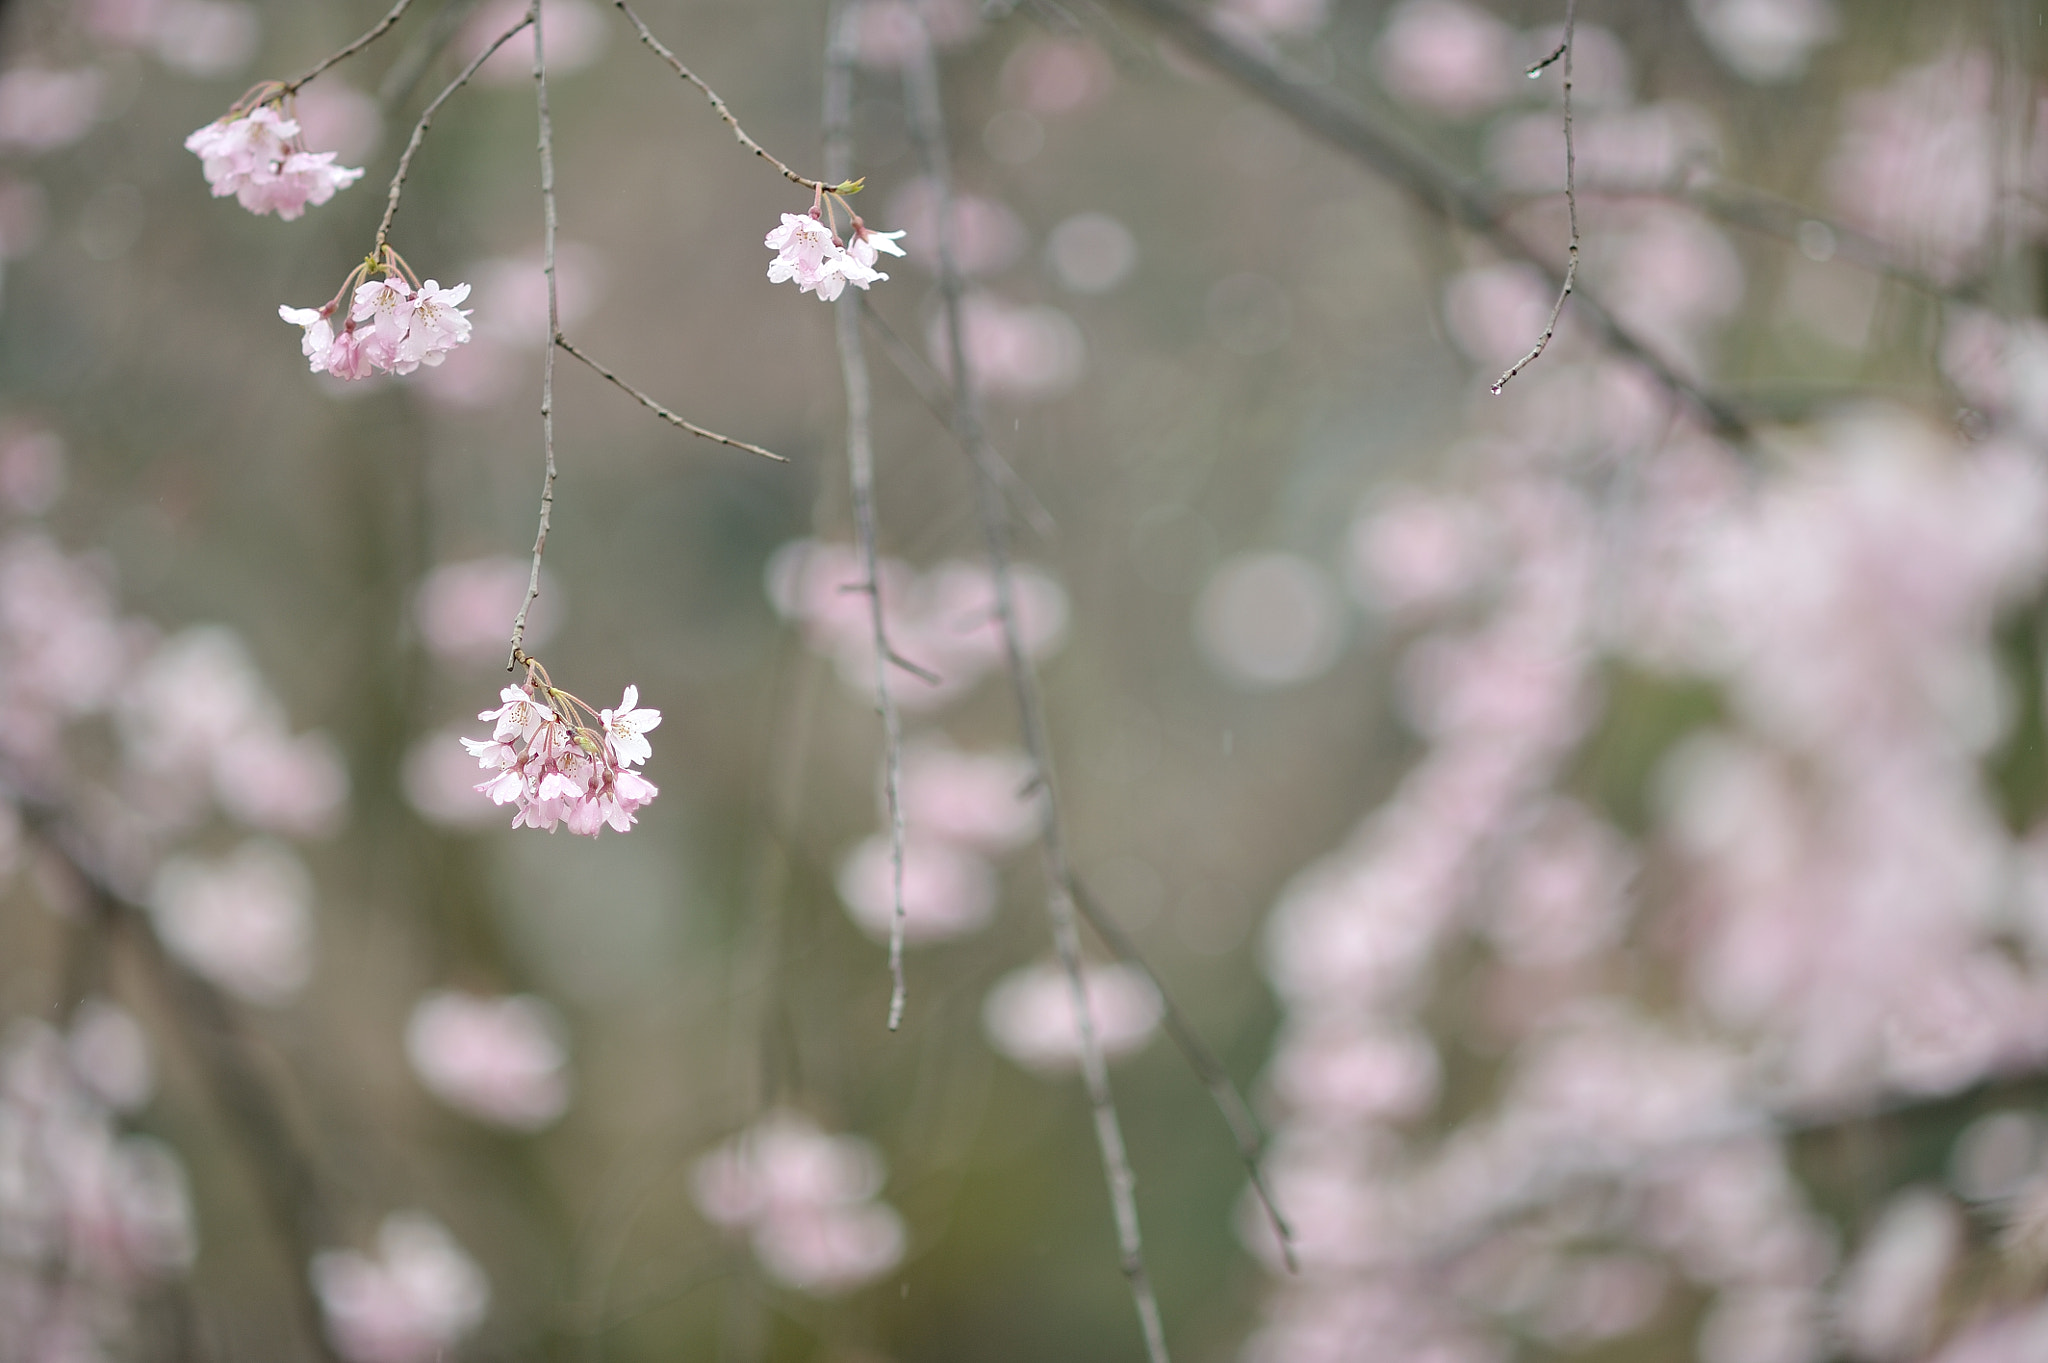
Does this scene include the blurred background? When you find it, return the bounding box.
[5,0,2048,1360]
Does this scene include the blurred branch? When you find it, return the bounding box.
[612,0,846,194]
[855,298,1059,541]
[21,811,343,1363]
[901,27,1173,1363]
[1070,878,1298,1272]
[378,0,489,111]
[283,0,418,95]
[1103,0,1753,443]
[1491,4,1576,395]
[825,1,914,1031]
[554,337,789,461]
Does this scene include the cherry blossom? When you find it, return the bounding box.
[981,962,1164,1071]
[461,669,660,836]
[282,269,473,380]
[764,209,904,301]
[185,102,362,220]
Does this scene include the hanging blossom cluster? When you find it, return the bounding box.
[764,190,906,302]
[461,661,660,836]
[280,248,473,380]
[184,93,362,220]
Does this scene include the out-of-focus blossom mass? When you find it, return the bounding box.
[312,1212,490,1363]
[148,840,316,1005]
[690,1114,907,1295]
[981,961,1164,1071]
[405,991,571,1130]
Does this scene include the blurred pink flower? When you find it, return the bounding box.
[0,68,103,154]
[1826,50,2002,281]
[413,556,561,666]
[981,961,1163,1071]
[1345,490,1495,617]
[689,1114,906,1295]
[0,426,65,516]
[1687,0,1837,83]
[927,292,1086,400]
[468,0,607,83]
[147,841,315,1005]
[404,992,570,1131]
[1375,0,1516,119]
[898,741,1039,851]
[889,180,1027,276]
[186,104,363,220]
[291,80,381,164]
[1000,37,1114,115]
[312,1212,490,1363]
[1217,0,1330,39]
[836,831,997,942]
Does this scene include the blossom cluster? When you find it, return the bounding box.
[764,211,904,301]
[462,681,660,836]
[280,275,472,380]
[184,102,362,219]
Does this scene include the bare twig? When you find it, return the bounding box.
[375,10,534,250]
[901,28,1172,1363]
[553,337,788,462]
[282,0,417,94]
[612,0,846,194]
[1070,878,1297,1272]
[511,0,557,667]
[1103,0,1750,442]
[824,3,914,1031]
[1492,3,1576,395]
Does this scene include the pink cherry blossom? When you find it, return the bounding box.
[765,211,902,301]
[282,275,472,380]
[462,676,661,835]
[185,103,362,219]
[981,961,1164,1071]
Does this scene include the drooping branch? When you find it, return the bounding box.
[511,0,558,667]
[375,10,535,251]
[613,0,851,194]
[1491,2,1576,395]
[900,26,1172,1363]
[553,337,788,462]
[282,0,418,95]
[824,2,915,1031]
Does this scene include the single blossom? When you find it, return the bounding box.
[185,103,363,220]
[461,677,660,836]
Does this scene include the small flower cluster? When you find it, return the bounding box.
[461,666,660,836]
[280,251,472,380]
[184,100,363,220]
[764,209,905,302]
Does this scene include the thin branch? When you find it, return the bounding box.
[901,28,1171,1363]
[374,11,533,251]
[855,297,1060,541]
[553,337,788,462]
[612,0,845,194]
[1070,877,1297,1273]
[825,0,912,1032]
[511,0,557,666]
[1492,2,1576,395]
[282,0,417,95]
[1103,0,1750,443]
